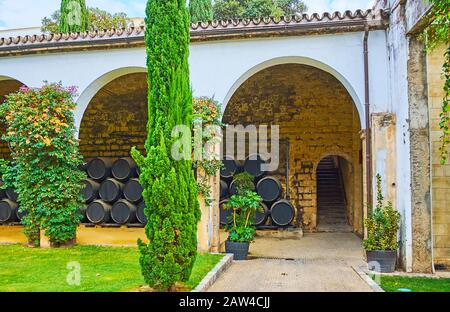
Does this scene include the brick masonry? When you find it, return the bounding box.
[223,64,363,232]
[427,45,450,267]
[0,79,23,159]
[79,73,148,159]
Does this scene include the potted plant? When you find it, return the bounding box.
[223,172,263,260]
[363,174,401,273]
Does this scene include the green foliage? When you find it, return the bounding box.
[231,172,255,195]
[42,7,131,34]
[213,0,307,20]
[193,97,223,206]
[224,191,263,243]
[59,0,89,33]
[131,0,200,292]
[423,0,450,164]
[363,175,401,252]
[0,83,86,247]
[190,0,214,23]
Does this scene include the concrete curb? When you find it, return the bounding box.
[192,253,234,292]
[352,265,385,292]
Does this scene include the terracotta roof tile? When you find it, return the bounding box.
[0,9,389,55]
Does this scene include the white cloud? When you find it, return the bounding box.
[0,0,146,30]
[304,0,375,14]
[0,0,376,30]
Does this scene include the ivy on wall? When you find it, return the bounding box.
[193,97,223,206]
[0,83,86,247]
[424,0,450,164]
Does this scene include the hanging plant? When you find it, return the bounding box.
[193,96,223,206]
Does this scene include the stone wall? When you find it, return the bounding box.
[223,64,363,232]
[0,79,22,159]
[79,73,148,159]
[427,45,450,267]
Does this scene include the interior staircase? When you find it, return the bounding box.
[316,156,352,233]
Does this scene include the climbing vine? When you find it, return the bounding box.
[193,96,223,206]
[0,83,86,247]
[423,0,450,164]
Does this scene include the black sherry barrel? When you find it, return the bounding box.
[221,156,241,179]
[112,157,137,182]
[6,188,18,202]
[99,178,124,203]
[271,200,295,227]
[86,158,114,181]
[219,199,233,226]
[244,154,266,179]
[256,177,282,203]
[123,178,143,203]
[111,199,137,224]
[0,199,18,223]
[136,201,147,225]
[254,202,269,226]
[82,179,100,203]
[16,207,26,222]
[86,200,112,224]
[220,180,229,200]
[229,179,255,196]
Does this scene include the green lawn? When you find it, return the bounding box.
[0,244,223,292]
[374,275,450,292]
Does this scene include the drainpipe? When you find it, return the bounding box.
[364,24,373,211]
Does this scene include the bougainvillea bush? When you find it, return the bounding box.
[0,83,86,247]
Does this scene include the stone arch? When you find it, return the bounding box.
[75,67,147,133]
[78,69,148,159]
[222,63,363,233]
[0,76,27,160]
[222,56,365,129]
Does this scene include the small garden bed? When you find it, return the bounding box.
[0,244,223,292]
[373,275,450,292]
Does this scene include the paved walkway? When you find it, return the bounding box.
[208,233,373,292]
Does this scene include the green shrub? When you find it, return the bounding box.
[363,174,401,252]
[232,172,255,195]
[225,191,262,243]
[0,83,86,247]
[59,0,89,33]
[131,0,200,292]
[190,0,213,23]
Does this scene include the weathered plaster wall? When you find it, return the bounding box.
[427,45,450,267]
[222,64,363,233]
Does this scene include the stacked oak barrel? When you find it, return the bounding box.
[81,157,147,226]
[219,155,295,229]
[0,184,23,224]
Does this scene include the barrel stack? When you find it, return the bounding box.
[220,155,295,229]
[81,157,147,226]
[0,182,23,224]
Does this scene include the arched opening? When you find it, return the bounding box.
[316,155,354,232]
[0,77,25,160]
[79,72,148,158]
[222,63,363,234]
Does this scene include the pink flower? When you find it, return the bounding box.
[19,85,30,93]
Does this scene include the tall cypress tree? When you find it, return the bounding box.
[131,0,200,291]
[59,0,89,33]
[190,0,213,23]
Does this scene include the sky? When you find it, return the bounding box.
[0,0,375,30]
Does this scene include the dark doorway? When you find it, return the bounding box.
[317,156,352,232]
